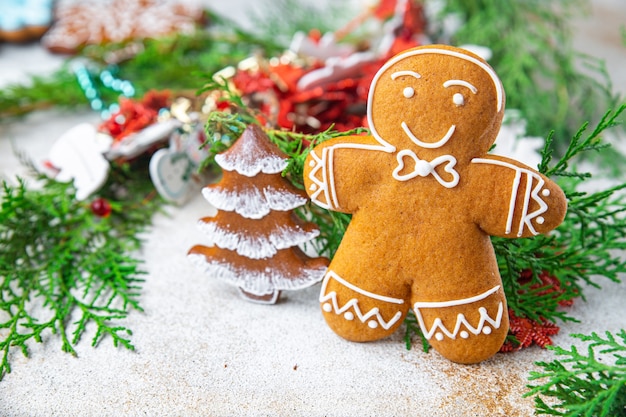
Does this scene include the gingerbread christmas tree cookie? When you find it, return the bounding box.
[304,44,567,363]
[189,125,328,304]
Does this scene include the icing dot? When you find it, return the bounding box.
[322,303,332,313]
[536,216,545,225]
[415,160,432,177]
[403,87,415,98]
[367,320,379,329]
[460,331,469,339]
[453,93,464,106]
[435,332,444,341]
[344,312,354,321]
[309,160,316,167]
[542,189,551,197]
[482,326,492,335]
[309,184,317,191]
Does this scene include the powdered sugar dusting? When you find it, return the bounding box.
[41,0,204,53]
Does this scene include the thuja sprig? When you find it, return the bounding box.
[0,22,273,122]
[525,330,626,417]
[494,105,626,326]
[201,103,365,258]
[0,160,161,381]
[440,0,620,149]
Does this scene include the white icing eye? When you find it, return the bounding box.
[403,87,415,98]
[453,93,464,106]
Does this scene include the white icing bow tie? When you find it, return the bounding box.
[392,149,460,188]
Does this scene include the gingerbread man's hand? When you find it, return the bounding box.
[304,135,391,214]
[305,147,337,211]
[471,156,567,238]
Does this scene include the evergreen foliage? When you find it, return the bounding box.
[440,0,622,148]
[0,160,162,381]
[526,330,626,416]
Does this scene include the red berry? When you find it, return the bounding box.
[90,198,112,217]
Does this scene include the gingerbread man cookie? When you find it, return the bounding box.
[304,44,567,364]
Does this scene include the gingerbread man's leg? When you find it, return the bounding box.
[410,285,509,364]
[319,267,411,342]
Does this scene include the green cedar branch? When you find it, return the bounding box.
[495,105,626,326]
[0,159,161,381]
[525,330,626,417]
[440,0,621,150]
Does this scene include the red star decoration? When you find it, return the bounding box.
[500,309,560,352]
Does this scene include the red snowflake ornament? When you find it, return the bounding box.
[500,310,560,352]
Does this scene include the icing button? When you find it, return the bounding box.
[415,160,432,177]
[542,189,551,197]
[460,330,469,339]
[322,303,332,313]
[536,216,545,225]
[435,332,444,341]
[344,312,354,321]
[367,320,379,329]
[482,326,492,335]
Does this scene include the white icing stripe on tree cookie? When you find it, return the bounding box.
[188,253,327,295]
[319,271,404,330]
[413,285,504,341]
[471,158,549,236]
[197,220,320,260]
[215,145,288,176]
[202,186,307,219]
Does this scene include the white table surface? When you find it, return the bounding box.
[1,1,625,416]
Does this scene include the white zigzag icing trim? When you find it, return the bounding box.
[307,148,334,210]
[413,285,504,341]
[319,270,404,330]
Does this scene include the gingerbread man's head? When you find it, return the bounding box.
[368,45,505,163]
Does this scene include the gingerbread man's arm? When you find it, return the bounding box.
[469,155,567,238]
[304,135,391,214]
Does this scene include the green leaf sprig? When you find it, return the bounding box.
[526,330,626,417]
[0,160,162,381]
[494,104,626,326]
[440,0,621,150]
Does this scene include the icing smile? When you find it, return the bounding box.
[401,122,456,149]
